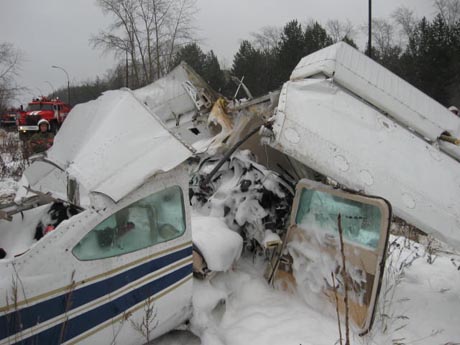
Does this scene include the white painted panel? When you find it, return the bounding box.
[272,79,460,249]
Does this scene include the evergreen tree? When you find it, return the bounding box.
[342,36,358,48]
[172,44,227,94]
[304,22,333,55]
[172,43,207,76]
[401,15,460,105]
[231,40,268,97]
[277,20,306,82]
[203,50,226,92]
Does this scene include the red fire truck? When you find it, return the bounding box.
[17,97,71,138]
[0,107,22,129]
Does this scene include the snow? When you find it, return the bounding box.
[272,76,460,250]
[0,177,18,202]
[186,236,460,345]
[291,42,460,142]
[190,256,339,345]
[31,89,193,205]
[192,215,243,272]
[191,150,293,251]
[1,172,460,345]
[3,49,460,342]
[262,230,281,248]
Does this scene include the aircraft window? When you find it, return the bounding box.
[72,186,186,260]
[295,188,382,249]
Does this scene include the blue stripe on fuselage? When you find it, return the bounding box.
[0,246,192,342]
[19,264,192,345]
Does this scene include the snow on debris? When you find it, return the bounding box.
[1,151,460,344]
[191,256,339,345]
[192,214,243,272]
[187,236,460,345]
[190,150,293,252]
[0,177,18,203]
[44,89,193,204]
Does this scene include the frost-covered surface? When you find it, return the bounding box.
[191,150,293,251]
[35,89,193,204]
[0,177,18,203]
[1,179,460,344]
[291,42,460,142]
[191,256,339,345]
[187,237,460,345]
[272,77,460,250]
[0,204,50,258]
[192,215,243,271]
[0,131,25,204]
[0,130,27,184]
[134,64,197,123]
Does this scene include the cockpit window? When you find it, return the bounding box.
[295,188,382,249]
[72,186,186,260]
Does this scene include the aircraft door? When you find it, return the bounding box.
[272,179,391,334]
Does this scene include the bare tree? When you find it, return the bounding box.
[434,0,460,27]
[164,0,197,72]
[0,43,22,111]
[91,0,197,87]
[326,19,355,43]
[250,26,282,51]
[393,6,418,45]
[91,0,142,86]
[368,18,396,55]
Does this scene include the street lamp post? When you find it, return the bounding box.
[51,65,70,105]
[368,0,372,58]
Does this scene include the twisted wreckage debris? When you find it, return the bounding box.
[1,42,460,344]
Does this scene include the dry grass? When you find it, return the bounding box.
[0,129,30,180]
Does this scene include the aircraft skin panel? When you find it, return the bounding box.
[0,245,192,345]
[42,90,193,205]
[0,169,194,345]
[290,42,460,143]
[272,78,460,250]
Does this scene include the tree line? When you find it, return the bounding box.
[1,0,460,111]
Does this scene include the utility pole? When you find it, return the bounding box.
[368,0,372,58]
[51,65,70,105]
[125,50,129,88]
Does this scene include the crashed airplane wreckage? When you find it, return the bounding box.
[1,42,460,344]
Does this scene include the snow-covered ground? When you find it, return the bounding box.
[1,152,459,345]
[0,177,17,203]
[154,235,460,345]
[182,237,460,345]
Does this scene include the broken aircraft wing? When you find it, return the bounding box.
[271,42,460,250]
[22,90,193,205]
[134,62,217,145]
[291,42,460,145]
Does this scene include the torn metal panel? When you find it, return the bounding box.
[291,42,460,145]
[134,62,218,145]
[134,62,218,135]
[23,89,193,205]
[271,77,460,250]
[135,62,217,121]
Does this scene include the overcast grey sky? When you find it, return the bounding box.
[1,0,435,105]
